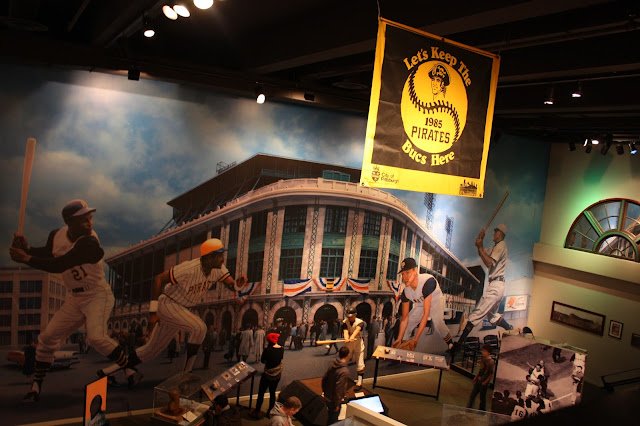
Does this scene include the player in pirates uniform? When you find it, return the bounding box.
[99,238,246,387]
[510,401,527,421]
[342,307,365,390]
[393,258,454,352]
[457,224,513,345]
[524,374,540,400]
[9,200,129,401]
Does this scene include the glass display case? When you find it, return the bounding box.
[151,371,211,425]
[151,362,257,425]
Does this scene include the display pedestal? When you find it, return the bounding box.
[372,345,449,400]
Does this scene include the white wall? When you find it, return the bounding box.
[529,143,640,385]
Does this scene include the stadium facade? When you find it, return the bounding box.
[105,154,481,337]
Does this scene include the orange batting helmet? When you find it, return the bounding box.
[200,238,227,257]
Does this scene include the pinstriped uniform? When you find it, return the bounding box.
[136,259,229,362]
[36,227,120,364]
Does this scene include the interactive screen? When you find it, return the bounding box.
[350,395,384,413]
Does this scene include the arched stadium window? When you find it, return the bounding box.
[565,198,640,262]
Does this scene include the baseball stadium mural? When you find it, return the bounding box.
[0,63,549,424]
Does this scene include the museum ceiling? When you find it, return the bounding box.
[1,0,639,146]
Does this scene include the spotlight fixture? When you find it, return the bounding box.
[572,81,582,98]
[568,141,576,151]
[591,138,599,145]
[255,85,265,104]
[615,143,624,155]
[143,15,155,38]
[584,139,592,154]
[544,87,554,105]
[162,5,178,20]
[173,3,191,17]
[304,92,315,102]
[630,143,637,155]
[194,0,214,9]
[600,141,611,155]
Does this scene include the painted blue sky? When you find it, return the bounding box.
[0,64,549,281]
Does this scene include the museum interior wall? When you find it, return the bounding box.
[529,143,640,384]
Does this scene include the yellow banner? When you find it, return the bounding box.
[361,19,500,198]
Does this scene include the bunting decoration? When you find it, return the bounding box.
[316,277,347,292]
[347,278,371,294]
[387,280,403,300]
[235,281,261,305]
[360,19,500,197]
[283,279,314,297]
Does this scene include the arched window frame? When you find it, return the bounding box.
[565,198,640,262]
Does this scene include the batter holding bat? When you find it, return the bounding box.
[99,238,247,388]
[393,258,453,353]
[457,224,513,345]
[342,307,365,390]
[10,200,130,401]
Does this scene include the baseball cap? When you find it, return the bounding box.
[346,307,357,317]
[398,257,418,274]
[62,199,96,223]
[494,224,507,235]
[200,238,227,257]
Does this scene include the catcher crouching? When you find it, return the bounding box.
[393,258,453,353]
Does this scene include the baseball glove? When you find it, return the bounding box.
[394,340,417,351]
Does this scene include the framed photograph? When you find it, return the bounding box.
[550,301,605,336]
[608,320,623,339]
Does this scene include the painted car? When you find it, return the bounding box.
[7,350,80,369]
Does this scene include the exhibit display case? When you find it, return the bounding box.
[151,371,210,425]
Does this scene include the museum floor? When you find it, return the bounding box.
[25,368,631,426]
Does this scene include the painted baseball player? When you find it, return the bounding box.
[429,64,450,101]
[342,307,365,390]
[457,224,513,345]
[9,200,129,401]
[98,238,246,387]
[393,258,454,352]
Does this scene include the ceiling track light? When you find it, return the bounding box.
[194,0,214,9]
[568,141,576,151]
[255,85,265,104]
[544,87,554,105]
[615,143,624,155]
[173,3,191,18]
[630,142,638,155]
[572,81,582,98]
[143,13,154,38]
[585,139,592,154]
[600,141,611,155]
[162,5,178,20]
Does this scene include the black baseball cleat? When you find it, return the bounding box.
[23,382,40,402]
[128,371,144,390]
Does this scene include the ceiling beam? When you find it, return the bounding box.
[250,0,612,74]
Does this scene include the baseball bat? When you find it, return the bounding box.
[316,339,346,345]
[18,138,37,235]
[483,191,508,231]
